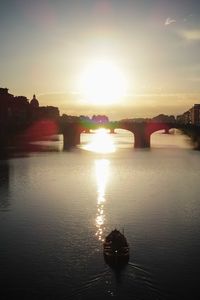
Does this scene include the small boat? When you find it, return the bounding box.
[103,229,129,267]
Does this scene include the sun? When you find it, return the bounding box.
[78,59,127,105]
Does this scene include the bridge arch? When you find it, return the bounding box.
[115,123,151,148]
[151,127,192,149]
[112,128,135,148]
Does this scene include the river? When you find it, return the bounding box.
[0,129,200,299]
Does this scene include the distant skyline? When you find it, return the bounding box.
[1,0,200,119]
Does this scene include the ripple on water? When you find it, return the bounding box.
[70,262,165,300]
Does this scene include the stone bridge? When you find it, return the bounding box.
[59,119,199,150]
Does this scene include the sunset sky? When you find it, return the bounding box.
[1,0,200,119]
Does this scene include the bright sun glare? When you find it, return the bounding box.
[83,128,115,153]
[79,60,127,105]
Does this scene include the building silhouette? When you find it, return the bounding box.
[0,88,60,123]
[0,88,60,143]
[177,104,200,125]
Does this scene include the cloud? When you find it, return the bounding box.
[180,29,200,41]
[165,17,176,26]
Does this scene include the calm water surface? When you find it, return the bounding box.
[0,130,200,299]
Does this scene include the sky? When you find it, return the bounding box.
[1,0,200,119]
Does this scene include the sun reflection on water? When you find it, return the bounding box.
[95,159,110,242]
[83,128,115,153]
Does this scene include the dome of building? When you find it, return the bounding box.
[30,94,39,108]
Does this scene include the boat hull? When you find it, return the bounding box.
[103,252,129,268]
[103,230,129,268]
